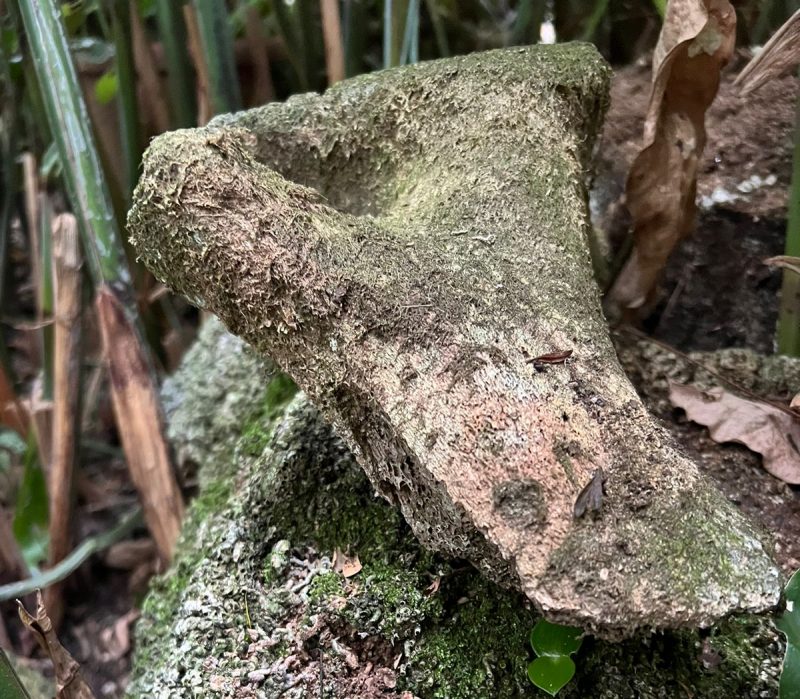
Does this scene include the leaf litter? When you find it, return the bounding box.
[669,382,800,484]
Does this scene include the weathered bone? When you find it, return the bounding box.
[128,44,781,637]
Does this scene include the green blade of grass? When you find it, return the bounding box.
[193,0,242,115]
[16,0,130,287]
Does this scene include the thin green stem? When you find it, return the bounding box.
[777,90,800,356]
[0,508,143,601]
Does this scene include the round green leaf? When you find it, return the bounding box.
[527,656,576,696]
[530,620,584,657]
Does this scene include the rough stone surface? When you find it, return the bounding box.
[129,318,785,698]
[128,45,782,635]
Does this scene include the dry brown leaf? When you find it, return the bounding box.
[736,9,800,95]
[607,0,736,315]
[669,382,800,484]
[332,548,362,578]
[17,590,96,698]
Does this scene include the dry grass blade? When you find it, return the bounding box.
[736,9,800,95]
[17,590,95,698]
[321,0,345,85]
[43,214,82,628]
[606,0,736,316]
[96,287,183,563]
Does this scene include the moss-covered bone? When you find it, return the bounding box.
[128,44,781,636]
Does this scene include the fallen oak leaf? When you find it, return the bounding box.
[669,382,800,485]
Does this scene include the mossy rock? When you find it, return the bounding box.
[129,318,783,698]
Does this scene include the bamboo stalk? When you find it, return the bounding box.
[43,214,83,628]
[777,90,800,356]
[17,0,185,562]
[321,0,345,84]
[182,3,213,125]
[38,195,54,400]
[130,3,169,134]
[109,0,141,203]
[154,0,196,127]
[241,4,274,104]
[193,0,242,115]
[21,153,41,311]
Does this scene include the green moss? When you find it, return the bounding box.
[402,576,537,699]
[240,373,298,456]
[309,571,346,603]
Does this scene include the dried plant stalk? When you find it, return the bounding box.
[43,214,83,627]
[321,0,345,84]
[96,287,183,563]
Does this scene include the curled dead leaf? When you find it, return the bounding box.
[607,0,736,316]
[669,382,800,484]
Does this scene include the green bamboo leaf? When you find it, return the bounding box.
[527,656,576,696]
[777,570,800,698]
